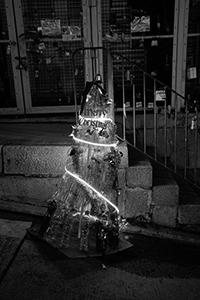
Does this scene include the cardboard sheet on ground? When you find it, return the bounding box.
[27,219,132,258]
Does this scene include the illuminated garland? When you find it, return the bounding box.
[68,100,120,217]
[79,115,114,123]
[70,133,118,148]
[65,167,119,214]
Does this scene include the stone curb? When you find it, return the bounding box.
[123,223,200,247]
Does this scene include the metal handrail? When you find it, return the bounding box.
[112,51,199,189]
[113,52,186,102]
[72,47,199,189]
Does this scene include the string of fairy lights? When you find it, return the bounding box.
[64,167,119,214]
[65,106,120,217]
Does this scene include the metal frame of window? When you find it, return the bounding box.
[82,0,103,82]
[0,0,25,115]
[0,0,193,115]
[171,0,190,110]
[13,0,84,114]
[12,0,103,115]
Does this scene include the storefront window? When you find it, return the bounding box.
[186,0,200,111]
[21,0,84,107]
[102,0,175,108]
[0,0,17,108]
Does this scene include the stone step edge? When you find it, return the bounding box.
[2,197,200,247]
[148,155,200,206]
[127,145,153,189]
[169,171,200,206]
[0,199,46,217]
[123,223,200,247]
[0,142,128,176]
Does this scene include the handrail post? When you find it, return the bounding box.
[72,51,78,124]
[194,105,198,185]
[174,95,177,173]
[184,99,188,179]
[122,57,126,140]
[143,73,146,153]
[132,67,136,147]
[164,89,167,167]
[154,80,157,160]
[107,49,114,121]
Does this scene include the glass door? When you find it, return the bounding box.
[0,0,24,115]
[14,0,85,114]
[185,0,200,111]
[101,0,175,110]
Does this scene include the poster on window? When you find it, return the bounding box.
[131,16,150,33]
[156,90,166,101]
[62,26,81,41]
[41,19,61,36]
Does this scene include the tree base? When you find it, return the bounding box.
[27,217,132,258]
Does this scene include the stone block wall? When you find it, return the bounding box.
[0,144,70,215]
[0,142,128,216]
[118,156,153,220]
[0,140,183,228]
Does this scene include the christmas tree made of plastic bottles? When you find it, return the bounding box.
[36,75,130,257]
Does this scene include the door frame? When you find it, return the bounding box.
[171,0,190,110]
[0,0,25,115]
[13,0,83,115]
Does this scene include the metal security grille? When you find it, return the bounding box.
[101,0,174,108]
[21,0,84,107]
[186,2,200,106]
[0,0,17,108]
[102,0,147,108]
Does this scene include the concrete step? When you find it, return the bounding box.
[123,146,153,219]
[0,144,71,214]
[170,172,200,225]
[149,157,200,226]
[0,141,128,216]
[152,163,179,207]
[148,158,179,228]
[1,120,199,228]
[127,145,152,189]
[125,146,191,228]
[146,145,200,226]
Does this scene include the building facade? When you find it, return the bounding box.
[0,0,199,115]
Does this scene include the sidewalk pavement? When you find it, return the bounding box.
[0,214,200,300]
[1,119,200,299]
